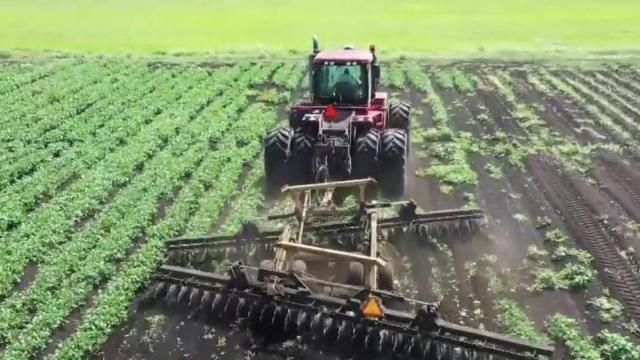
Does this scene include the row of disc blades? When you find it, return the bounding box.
[142,281,514,360]
[166,219,479,267]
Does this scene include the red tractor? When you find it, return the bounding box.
[264,36,411,198]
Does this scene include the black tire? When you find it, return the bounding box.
[264,127,292,192]
[351,128,379,180]
[289,128,315,185]
[260,259,275,270]
[346,261,364,286]
[389,101,411,130]
[292,260,307,275]
[289,108,304,128]
[378,263,394,291]
[380,129,407,199]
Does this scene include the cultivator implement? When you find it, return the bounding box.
[141,179,554,359]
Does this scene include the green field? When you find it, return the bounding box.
[1,0,640,56]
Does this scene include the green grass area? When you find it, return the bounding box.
[1,0,639,56]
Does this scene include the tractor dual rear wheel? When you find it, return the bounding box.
[264,127,293,192]
[352,128,380,180]
[290,128,315,185]
[345,261,394,291]
[380,128,407,199]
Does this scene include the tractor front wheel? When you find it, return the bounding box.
[289,128,314,185]
[378,263,395,291]
[264,127,292,193]
[346,261,365,286]
[380,129,407,199]
[389,100,411,130]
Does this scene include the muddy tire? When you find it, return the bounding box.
[260,260,275,270]
[264,127,292,192]
[290,128,314,185]
[389,101,411,130]
[292,260,307,275]
[380,129,407,199]
[352,128,379,180]
[346,262,364,286]
[378,263,394,291]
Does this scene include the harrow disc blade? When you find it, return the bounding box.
[272,304,287,329]
[247,299,263,328]
[211,293,225,318]
[235,296,249,319]
[177,285,190,304]
[200,290,212,309]
[153,282,167,298]
[259,302,276,328]
[351,323,367,352]
[336,319,353,345]
[284,307,298,334]
[188,288,201,309]
[165,284,179,305]
[296,310,310,333]
[322,316,338,344]
[392,332,406,354]
[310,312,324,336]
[223,294,239,320]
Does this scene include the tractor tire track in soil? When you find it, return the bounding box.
[527,155,640,324]
[592,152,640,255]
[596,155,640,226]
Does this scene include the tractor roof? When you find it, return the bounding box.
[314,49,373,63]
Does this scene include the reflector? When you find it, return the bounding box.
[325,105,336,120]
[361,295,383,318]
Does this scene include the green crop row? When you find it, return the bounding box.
[0,65,251,298]
[0,61,120,149]
[382,63,407,89]
[549,314,640,360]
[0,71,257,347]
[0,66,191,234]
[0,63,155,189]
[47,102,283,360]
[0,85,272,360]
[404,63,478,191]
[533,70,635,147]
[0,62,61,97]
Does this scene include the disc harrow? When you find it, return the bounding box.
[140,179,552,359]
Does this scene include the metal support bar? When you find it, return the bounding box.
[368,207,378,289]
[274,225,292,271]
[281,178,376,193]
[274,242,387,267]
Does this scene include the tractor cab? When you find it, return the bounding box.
[308,37,380,107]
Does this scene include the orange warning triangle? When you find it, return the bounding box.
[361,296,383,318]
